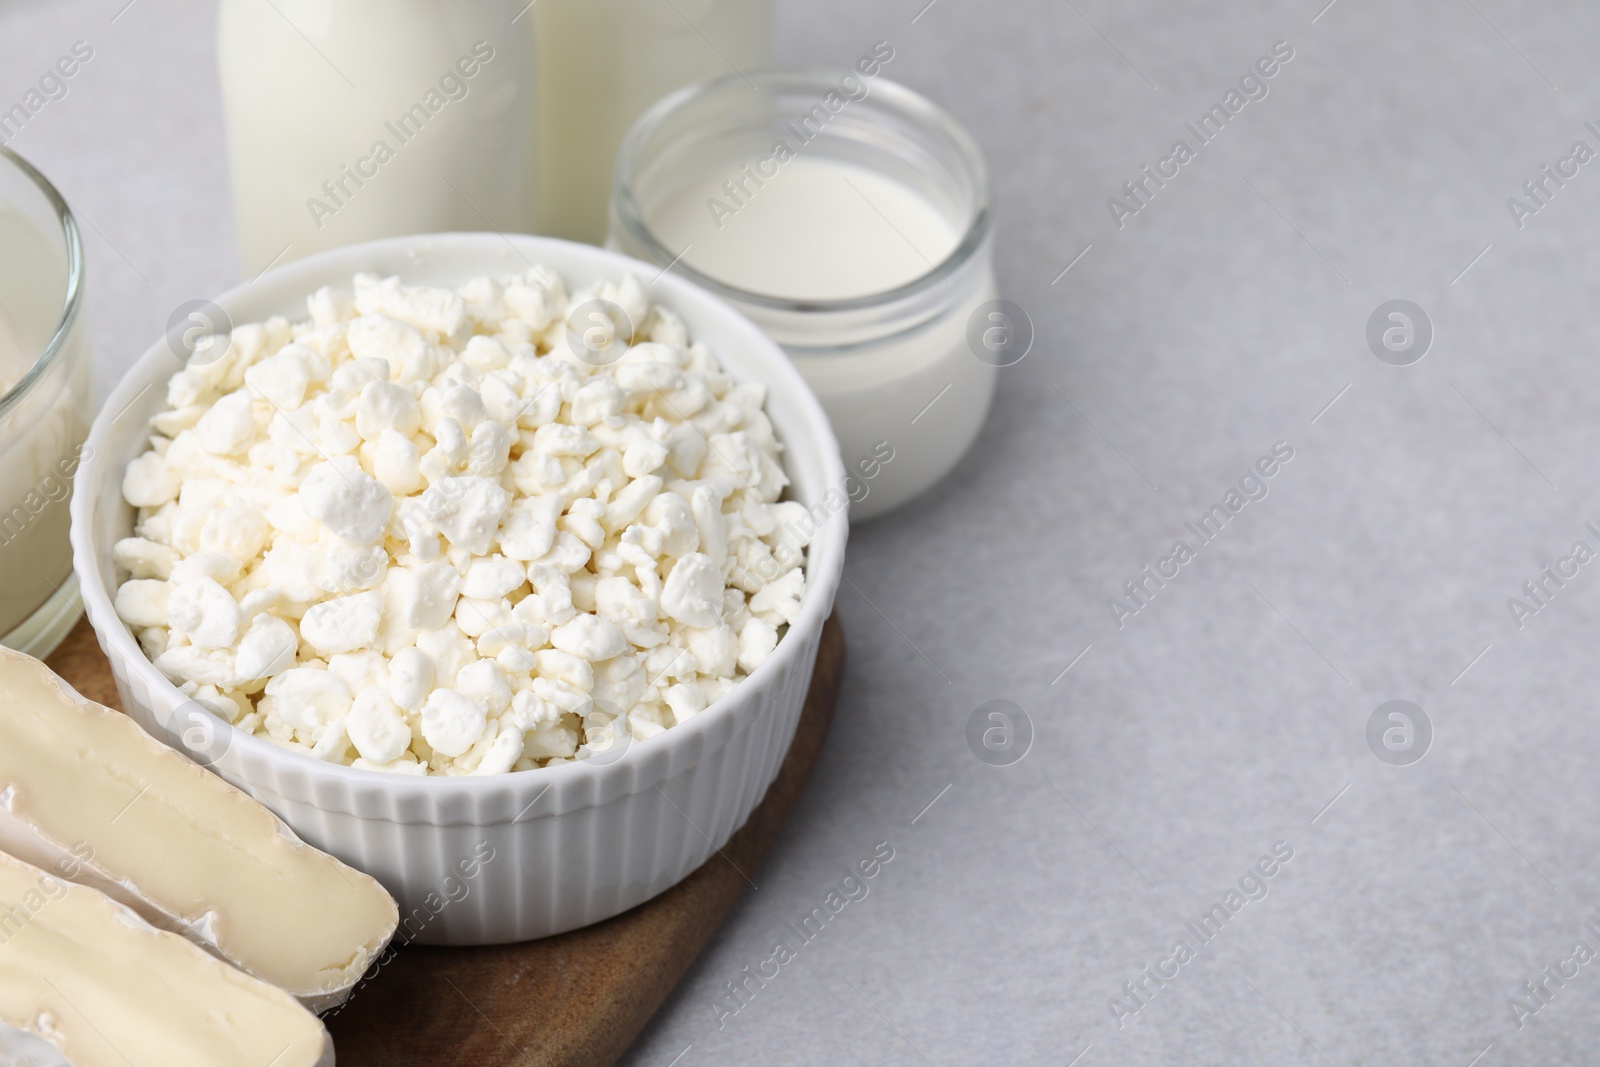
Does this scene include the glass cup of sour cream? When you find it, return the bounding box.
[610,67,999,520]
[0,147,91,656]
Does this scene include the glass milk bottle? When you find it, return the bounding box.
[530,0,772,244]
[217,0,534,275]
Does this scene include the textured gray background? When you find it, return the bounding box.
[6,0,1600,1064]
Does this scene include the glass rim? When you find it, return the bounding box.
[612,66,993,314]
[0,145,85,420]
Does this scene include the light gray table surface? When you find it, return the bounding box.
[7,1,1600,1064]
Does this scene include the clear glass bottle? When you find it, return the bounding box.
[217,0,534,274]
[0,147,91,656]
[610,70,998,519]
[531,0,773,244]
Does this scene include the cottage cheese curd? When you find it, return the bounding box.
[113,268,807,775]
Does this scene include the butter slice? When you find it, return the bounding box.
[0,850,333,1066]
[0,646,397,1010]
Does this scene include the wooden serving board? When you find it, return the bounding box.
[46,612,844,1067]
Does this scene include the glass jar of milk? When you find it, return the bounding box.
[610,67,997,520]
[0,148,91,657]
[217,0,534,274]
[530,0,773,245]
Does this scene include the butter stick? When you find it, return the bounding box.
[0,850,333,1066]
[0,646,397,1010]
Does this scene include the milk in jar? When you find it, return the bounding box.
[611,70,1000,519]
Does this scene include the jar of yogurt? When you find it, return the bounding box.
[530,0,773,245]
[217,0,534,274]
[609,66,998,519]
[0,147,91,657]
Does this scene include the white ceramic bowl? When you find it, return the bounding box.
[70,233,846,945]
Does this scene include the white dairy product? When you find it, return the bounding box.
[113,267,806,776]
[0,212,58,389]
[0,850,334,1067]
[217,0,533,274]
[530,0,772,243]
[0,193,89,646]
[785,275,998,519]
[649,156,959,300]
[621,130,996,518]
[0,310,29,399]
[612,69,1000,518]
[0,645,399,1009]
